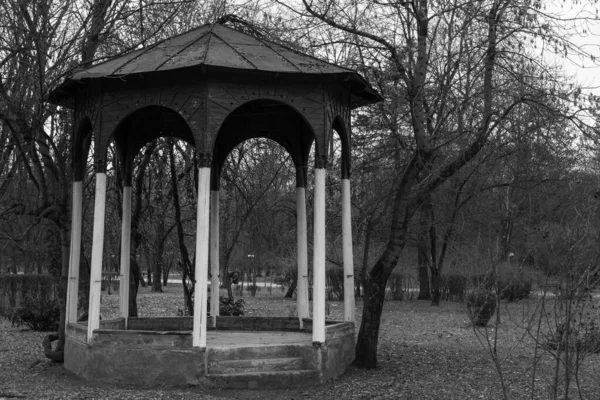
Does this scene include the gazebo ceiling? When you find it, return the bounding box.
[49,23,382,108]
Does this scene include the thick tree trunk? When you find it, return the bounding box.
[355,153,424,368]
[359,222,372,299]
[355,256,397,368]
[417,265,430,301]
[162,260,171,286]
[224,271,234,299]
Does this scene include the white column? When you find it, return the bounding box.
[66,181,83,324]
[342,178,355,322]
[87,173,107,342]
[210,190,220,326]
[193,167,211,348]
[296,187,309,328]
[313,168,326,344]
[119,186,132,324]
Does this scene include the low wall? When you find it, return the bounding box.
[64,317,355,386]
[320,322,355,381]
[128,316,302,331]
[65,322,203,386]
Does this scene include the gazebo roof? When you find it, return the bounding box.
[50,23,382,108]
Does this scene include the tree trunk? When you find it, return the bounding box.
[107,270,112,295]
[355,255,396,369]
[251,268,257,296]
[417,200,431,300]
[168,141,193,308]
[152,219,164,293]
[393,275,404,300]
[45,227,70,362]
[417,265,430,300]
[129,258,140,317]
[354,153,424,368]
[284,276,297,298]
[224,270,233,299]
[360,221,372,298]
[162,259,171,286]
[430,266,441,306]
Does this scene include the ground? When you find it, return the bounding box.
[1,285,599,399]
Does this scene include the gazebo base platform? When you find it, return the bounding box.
[65,317,355,388]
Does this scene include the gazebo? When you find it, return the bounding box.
[49,22,381,387]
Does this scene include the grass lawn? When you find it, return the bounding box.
[1,284,599,399]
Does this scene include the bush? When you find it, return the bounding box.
[179,294,246,317]
[469,268,532,302]
[467,289,497,327]
[206,296,245,316]
[0,274,57,318]
[246,284,261,293]
[499,275,532,301]
[471,273,494,290]
[544,320,600,354]
[10,294,60,331]
[218,296,245,316]
[274,268,296,287]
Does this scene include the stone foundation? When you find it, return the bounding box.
[64,317,354,388]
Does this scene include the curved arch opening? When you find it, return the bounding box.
[219,137,297,298]
[106,105,196,168]
[212,99,315,190]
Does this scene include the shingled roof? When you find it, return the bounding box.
[50,23,381,107]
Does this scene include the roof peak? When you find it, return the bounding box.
[70,22,356,81]
[49,23,382,108]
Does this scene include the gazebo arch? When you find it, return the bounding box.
[49,22,381,387]
[210,98,316,329]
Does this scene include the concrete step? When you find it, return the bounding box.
[207,344,301,361]
[208,356,305,374]
[206,369,320,389]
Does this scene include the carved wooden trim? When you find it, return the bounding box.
[325,83,353,178]
[205,76,325,151]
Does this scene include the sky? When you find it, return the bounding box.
[543,1,600,94]
[241,0,600,93]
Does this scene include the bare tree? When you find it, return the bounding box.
[278,0,600,368]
